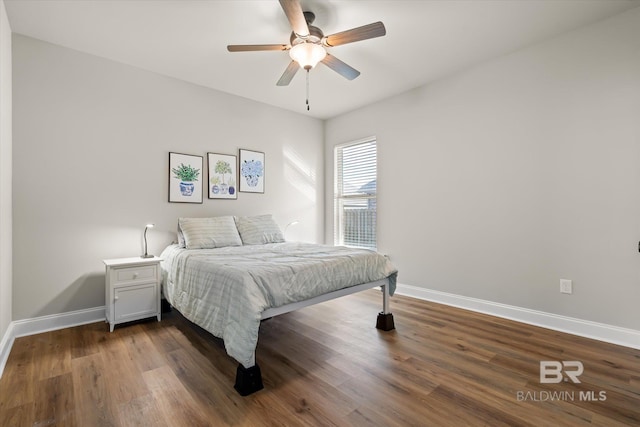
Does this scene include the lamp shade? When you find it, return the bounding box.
[289,43,326,69]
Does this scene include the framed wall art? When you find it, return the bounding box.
[208,153,238,199]
[169,152,203,203]
[239,149,265,193]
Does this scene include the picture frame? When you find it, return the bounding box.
[239,149,265,193]
[207,153,238,199]
[168,152,203,203]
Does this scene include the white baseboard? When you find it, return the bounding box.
[12,306,106,338]
[0,322,15,378]
[395,283,640,350]
[0,306,105,379]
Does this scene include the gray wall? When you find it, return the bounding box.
[325,8,640,330]
[12,35,324,320]
[0,0,12,339]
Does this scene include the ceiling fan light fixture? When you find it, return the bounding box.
[289,42,326,70]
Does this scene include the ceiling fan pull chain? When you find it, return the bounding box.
[306,69,310,111]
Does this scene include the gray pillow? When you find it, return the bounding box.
[234,214,285,245]
[178,216,243,249]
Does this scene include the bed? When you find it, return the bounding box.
[159,215,398,395]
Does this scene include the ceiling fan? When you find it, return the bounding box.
[227,0,386,108]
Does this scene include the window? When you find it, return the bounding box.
[334,138,377,250]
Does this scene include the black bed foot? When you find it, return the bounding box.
[234,364,264,396]
[376,312,395,331]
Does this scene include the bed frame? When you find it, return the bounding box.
[233,278,395,396]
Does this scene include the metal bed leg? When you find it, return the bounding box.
[376,283,395,331]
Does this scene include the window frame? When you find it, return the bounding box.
[333,136,377,249]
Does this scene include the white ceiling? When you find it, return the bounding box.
[5,0,640,119]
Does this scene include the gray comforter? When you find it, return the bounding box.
[160,242,397,368]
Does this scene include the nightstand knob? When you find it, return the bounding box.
[114,296,119,301]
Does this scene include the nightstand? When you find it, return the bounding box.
[103,256,162,332]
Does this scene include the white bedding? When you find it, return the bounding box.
[160,242,398,368]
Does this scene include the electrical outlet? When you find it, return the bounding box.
[560,279,572,294]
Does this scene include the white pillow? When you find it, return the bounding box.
[234,214,285,245]
[178,216,243,249]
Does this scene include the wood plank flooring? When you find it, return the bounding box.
[1,290,638,426]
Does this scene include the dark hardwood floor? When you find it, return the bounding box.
[0,290,638,426]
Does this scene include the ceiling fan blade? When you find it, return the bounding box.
[321,54,360,80]
[277,61,300,86]
[279,0,309,37]
[227,44,288,52]
[324,21,386,47]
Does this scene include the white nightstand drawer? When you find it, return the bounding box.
[112,265,157,285]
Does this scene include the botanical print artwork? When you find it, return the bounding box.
[239,149,265,193]
[169,152,203,203]
[208,153,237,199]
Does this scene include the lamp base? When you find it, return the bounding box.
[140,254,155,259]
